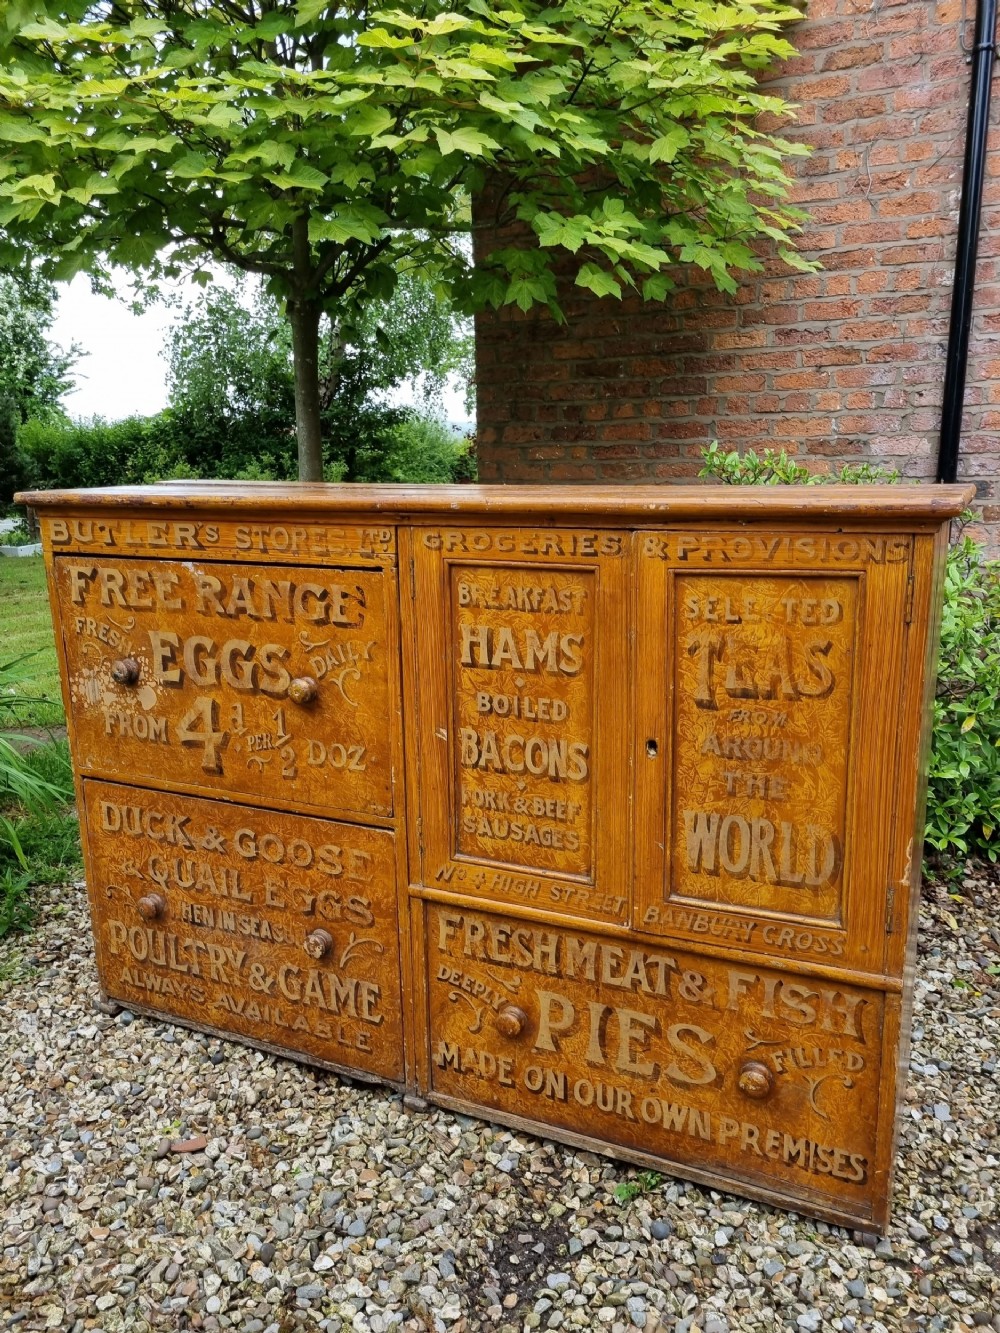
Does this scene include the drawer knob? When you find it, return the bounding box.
[497,1004,528,1038]
[738,1060,774,1100]
[304,928,333,960]
[289,676,318,705]
[111,657,141,686]
[137,893,165,920]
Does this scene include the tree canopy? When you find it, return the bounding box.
[0,268,75,503]
[0,0,810,479]
[161,272,471,479]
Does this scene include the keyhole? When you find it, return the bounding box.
[646,739,658,758]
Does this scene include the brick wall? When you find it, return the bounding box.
[474,0,1000,541]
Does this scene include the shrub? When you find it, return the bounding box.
[699,441,900,487]
[699,443,999,863]
[0,520,32,546]
[16,414,184,490]
[0,711,77,941]
[355,414,476,484]
[0,652,74,877]
[926,535,1000,863]
[17,406,475,491]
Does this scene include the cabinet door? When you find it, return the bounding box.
[634,529,912,976]
[407,526,630,925]
[54,557,400,821]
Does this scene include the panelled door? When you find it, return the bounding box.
[407,525,631,926]
[633,526,913,979]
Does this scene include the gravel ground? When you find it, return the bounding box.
[1,867,998,1333]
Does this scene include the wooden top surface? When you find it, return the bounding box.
[16,480,975,522]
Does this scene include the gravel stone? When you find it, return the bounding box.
[1,872,999,1331]
[296,1283,324,1301]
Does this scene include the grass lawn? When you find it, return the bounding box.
[0,556,64,730]
[0,555,77,939]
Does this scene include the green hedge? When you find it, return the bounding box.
[14,408,475,493]
[16,414,180,490]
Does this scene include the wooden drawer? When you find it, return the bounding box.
[83,780,405,1083]
[418,898,892,1228]
[55,556,400,821]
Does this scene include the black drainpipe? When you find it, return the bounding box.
[937,0,998,483]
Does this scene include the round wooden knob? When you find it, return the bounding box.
[137,894,165,920]
[496,1005,528,1038]
[304,929,333,960]
[738,1060,774,1100]
[111,657,141,686]
[288,676,318,705]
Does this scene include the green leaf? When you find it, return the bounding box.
[128,17,167,39]
[346,105,395,139]
[204,101,244,129]
[575,264,621,299]
[642,273,673,302]
[649,125,690,164]
[435,126,500,157]
[503,274,547,312]
[20,18,69,41]
[0,119,48,143]
[308,208,383,245]
[171,152,212,179]
[423,13,472,36]
[266,161,328,190]
[226,141,296,170]
[357,28,414,48]
[294,0,332,25]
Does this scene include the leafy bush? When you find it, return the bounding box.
[16,414,184,491]
[0,653,74,874]
[352,415,476,484]
[158,277,472,483]
[0,267,77,507]
[0,868,34,939]
[699,441,900,486]
[699,443,999,863]
[0,732,78,941]
[0,521,32,546]
[13,271,475,493]
[17,405,475,491]
[926,536,1000,862]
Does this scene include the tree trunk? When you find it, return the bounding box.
[289,294,324,482]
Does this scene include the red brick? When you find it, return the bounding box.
[822,43,882,71]
[773,371,830,390]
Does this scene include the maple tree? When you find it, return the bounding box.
[0,1,809,479]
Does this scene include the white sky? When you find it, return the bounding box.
[51,274,178,419]
[50,272,472,427]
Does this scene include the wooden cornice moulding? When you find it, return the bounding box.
[19,480,973,1232]
[18,480,972,523]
